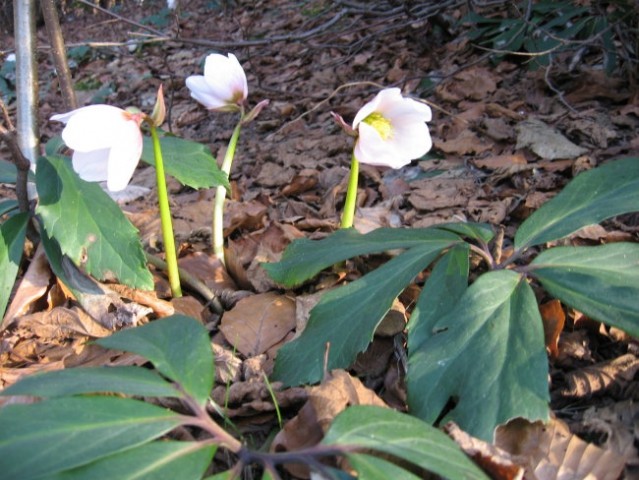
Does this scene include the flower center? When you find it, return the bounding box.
[363,112,393,140]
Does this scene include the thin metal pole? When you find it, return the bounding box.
[13,0,39,167]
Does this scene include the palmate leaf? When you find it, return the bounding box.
[96,315,214,407]
[55,441,216,480]
[323,406,489,480]
[35,155,153,290]
[408,270,549,441]
[0,396,182,480]
[530,243,639,337]
[272,242,457,386]
[264,227,461,287]
[141,135,229,190]
[515,157,639,250]
[0,366,183,399]
[0,212,29,322]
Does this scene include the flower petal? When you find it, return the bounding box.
[354,122,407,168]
[52,105,128,152]
[72,149,111,183]
[105,119,143,191]
[185,75,228,110]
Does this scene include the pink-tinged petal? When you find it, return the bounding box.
[186,75,228,109]
[72,149,110,182]
[53,105,129,152]
[105,120,143,191]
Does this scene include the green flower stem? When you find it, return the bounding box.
[213,119,242,267]
[340,153,359,229]
[150,125,182,298]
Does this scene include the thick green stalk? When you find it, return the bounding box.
[340,153,359,229]
[213,120,242,267]
[151,125,182,297]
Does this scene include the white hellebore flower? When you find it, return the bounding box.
[352,88,432,169]
[185,53,248,112]
[51,105,144,192]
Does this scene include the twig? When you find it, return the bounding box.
[0,96,31,213]
[41,0,77,111]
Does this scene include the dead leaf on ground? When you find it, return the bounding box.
[435,129,493,155]
[2,244,54,330]
[516,119,588,160]
[408,178,476,211]
[558,353,639,399]
[445,422,524,480]
[220,292,296,357]
[540,299,565,358]
[495,417,625,480]
[271,369,387,478]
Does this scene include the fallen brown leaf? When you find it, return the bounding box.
[220,292,296,357]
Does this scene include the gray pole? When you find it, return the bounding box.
[13,0,39,167]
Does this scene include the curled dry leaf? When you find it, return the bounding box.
[271,369,387,479]
[495,417,625,480]
[539,299,565,358]
[444,422,523,480]
[558,353,639,399]
[220,292,296,357]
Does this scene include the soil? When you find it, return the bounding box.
[1,0,639,478]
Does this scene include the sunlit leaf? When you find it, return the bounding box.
[141,135,229,190]
[530,243,639,337]
[408,270,549,441]
[515,157,639,250]
[0,396,182,479]
[55,441,215,480]
[1,366,182,399]
[97,315,214,407]
[35,155,153,290]
[264,227,461,287]
[0,212,29,322]
[323,406,489,480]
[435,222,494,244]
[273,243,454,386]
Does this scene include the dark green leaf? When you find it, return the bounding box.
[0,212,29,323]
[530,243,639,337]
[272,243,453,386]
[347,453,421,480]
[1,366,183,399]
[435,222,494,244]
[408,270,549,441]
[36,155,153,290]
[0,199,19,217]
[264,227,460,287]
[323,406,489,480]
[0,396,182,479]
[515,157,639,250]
[0,159,17,183]
[141,135,229,190]
[407,244,469,363]
[55,441,215,480]
[97,315,214,407]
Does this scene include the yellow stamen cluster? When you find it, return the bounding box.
[363,112,393,140]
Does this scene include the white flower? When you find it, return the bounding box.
[185,53,248,112]
[51,105,144,192]
[352,88,432,169]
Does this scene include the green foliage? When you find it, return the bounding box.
[0,212,29,319]
[267,156,639,441]
[323,406,489,480]
[0,315,487,479]
[463,0,635,73]
[141,134,230,190]
[0,55,16,102]
[35,155,154,291]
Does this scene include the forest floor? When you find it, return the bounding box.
[2,0,639,478]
